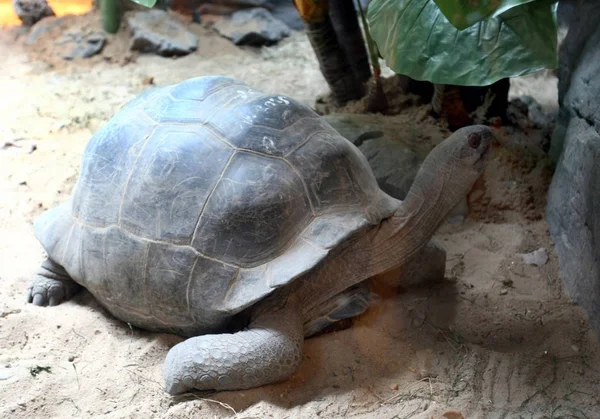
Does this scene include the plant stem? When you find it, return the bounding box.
[101,0,121,34]
[357,0,388,112]
[356,0,381,78]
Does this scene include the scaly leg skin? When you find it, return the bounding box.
[376,242,447,288]
[303,244,445,338]
[303,282,379,338]
[26,258,82,306]
[163,297,304,394]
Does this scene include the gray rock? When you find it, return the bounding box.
[0,369,13,381]
[261,0,303,31]
[193,0,303,30]
[508,96,556,132]
[13,0,54,26]
[550,0,600,162]
[323,114,388,147]
[358,137,418,200]
[57,31,106,60]
[547,1,600,334]
[324,114,422,201]
[214,8,290,46]
[325,113,471,223]
[26,15,67,45]
[128,10,198,57]
[520,248,549,266]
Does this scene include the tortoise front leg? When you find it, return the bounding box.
[303,281,377,338]
[163,297,304,394]
[26,258,82,306]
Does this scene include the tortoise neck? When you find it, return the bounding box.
[296,171,451,318]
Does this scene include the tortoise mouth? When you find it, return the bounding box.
[475,145,490,170]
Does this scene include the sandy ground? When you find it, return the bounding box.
[1,10,600,419]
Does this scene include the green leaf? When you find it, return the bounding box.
[367,0,558,86]
[129,0,157,8]
[433,0,535,30]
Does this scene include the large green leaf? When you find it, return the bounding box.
[367,0,558,86]
[129,0,157,7]
[433,0,535,30]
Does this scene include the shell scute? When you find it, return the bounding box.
[119,124,233,243]
[192,152,312,267]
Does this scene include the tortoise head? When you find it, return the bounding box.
[448,124,493,174]
[430,124,491,190]
[405,125,492,219]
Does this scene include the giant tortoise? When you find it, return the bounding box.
[27,76,491,394]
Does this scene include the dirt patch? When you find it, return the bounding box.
[315,74,429,116]
[1,10,599,419]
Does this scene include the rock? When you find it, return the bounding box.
[26,15,67,45]
[128,10,198,57]
[507,96,556,132]
[12,0,54,26]
[0,369,13,380]
[192,0,303,31]
[324,114,425,199]
[519,96,557,131]
[214,8,290,46]
[325,114,479,225]
[520,248,548,266]
[357,136,419,200]
[323,114,388,147]
[57,31,106,60]
[550,0,600,162]
[547,0,600,334]
[325,114,473,223]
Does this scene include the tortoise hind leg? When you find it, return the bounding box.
[163,297,304,394]
[26,258,82,306]
[303,282,379,338]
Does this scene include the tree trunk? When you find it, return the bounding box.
[329,0,371,85]
[305,17,363,106]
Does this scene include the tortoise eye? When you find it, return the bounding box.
[468,133,481,149]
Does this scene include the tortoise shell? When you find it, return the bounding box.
[34,76,400,336]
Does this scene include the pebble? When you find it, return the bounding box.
[0,369,13,380]
[390,383,399,391]
[500,289,508,295]
[520,248,548,266]
[68,355,75,362]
